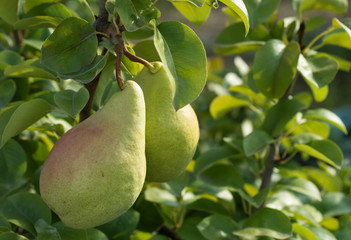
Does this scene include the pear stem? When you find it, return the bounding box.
[123,43,154,70]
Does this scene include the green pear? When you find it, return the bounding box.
[40,81,146,229]
[135,62,199,182]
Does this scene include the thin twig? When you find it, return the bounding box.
[115,36,125,90]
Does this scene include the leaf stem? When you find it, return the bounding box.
[123,43,154,70]
[302,26,336,54]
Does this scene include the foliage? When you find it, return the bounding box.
[0,0,351,239]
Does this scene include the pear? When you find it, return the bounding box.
[40,81,146,229]
[135,62,199,182]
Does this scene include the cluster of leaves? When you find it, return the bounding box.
[0,0,351,240]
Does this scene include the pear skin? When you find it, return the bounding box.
[135,63,199,182]
[40,81,146,229]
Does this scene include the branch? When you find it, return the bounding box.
[158,225,181,240]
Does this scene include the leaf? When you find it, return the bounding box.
[277,177,321,201]
[243,130,273,156]
[285,205,323,225]
[168,0,206,7]
[5,65,57,80]
[197,215,239,240]
[307,226,337,240]
[0,139,27,178]
[233,208,292,239]
[97,209,139,240]
[0,0,19,24]
[304,108,347,134]
[194,145,238,174]
[1,193,51,235]
[24,0,57,13]
[209,94,251,119]
[0,99,52,148]
[58,55,107,83]
[262,99,305,137]
[172,1,211,27]
[35,219,61,240]
[299,0,348,13]
[315,192,351,217]
[144,187,179,206]
[218,0,249,35]
[115,0,160,32]
[333,18,351,38]
[244,0,281,26]
[253,40,300,99]
[154,21,207,109]
[133,40,161,63]
[0,50,23,70]
[0,80,16,109]
[294,139,343,169]
[303,167,342,192]
[14,16,62,29]
[214,22,264,56]
[24,3,72,19]
[53,222,108,240]
[293,223,318,240]
[41,17,98,74]
[54,88,89,119]
[298,54,338,89]
[178,217,207,240]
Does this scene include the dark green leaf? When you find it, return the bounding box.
[154,21,207,109]
[54,222,108,240]
[24,0,57,13]
[58,55,107,83]
[0,80,16,109]
[197,215,238,240]
[253,40,300,99]
[262,99,305,137]
[243,130,273,156]
[298,55,338,89]
[0,99,52,147]
[54,88,89,119]
[209,94,251,119]
[41,17,98,74]
[133,40,160,63]
[115,0,160,32]
[233,208,292,239]
[0,139,27,178]
[24,3,72,19]
[178,217,207,240]
[1,193,51,235]
[304,108,347,134]
[35,219,61,240]
[0,50,23,70]
[0,231,29,240]
[294,139,343,169]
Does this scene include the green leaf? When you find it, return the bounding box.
[333,18,351,37]
[5,64,57,80]
[285,205,323,225]
[322,29,351,50]
[194,145,238,174]
[244,0,281,26]
[41,17,98,74]
[133,40,161,63]
[308,226,336,240]
[0,232,29,240]
[277,177,321,201]
[168,0,206,7]
[304,108,347,134]
[0,80,16,109]
[144,187,179,206]
[243,130,273,156]
[35,219,61,240]
[197,215,238,240]
[172,1,211,27]
[154,21,207,109]
[0,50,23,70]
[233,208,292,239]
[14,16,62,29]
[298,54,338,89]
[53,222,108,240]
[294,139,343,169]
[253,40,300,99]
[0,99,52,148]
[209,94,251,119]
[24,0,57,13]
[292,120,330,139]
[214,22,264,56]
[292,223,318,240]
[299,0,348,13]
[0,0,19,24]
[58,55,107,83]
[54,88,89,119]
[97,209,139,240]
[115,0,160,32]
[315,192,351,217]
[218,0,249,35]
[262,99,305,137]
[178,217,207,240]
[303,167,342,192]
[1,193,51,235]
[185,198,229,215]
[24,3,72,19]
[0,139,27,178]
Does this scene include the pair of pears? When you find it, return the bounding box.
[39,62,199,229]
